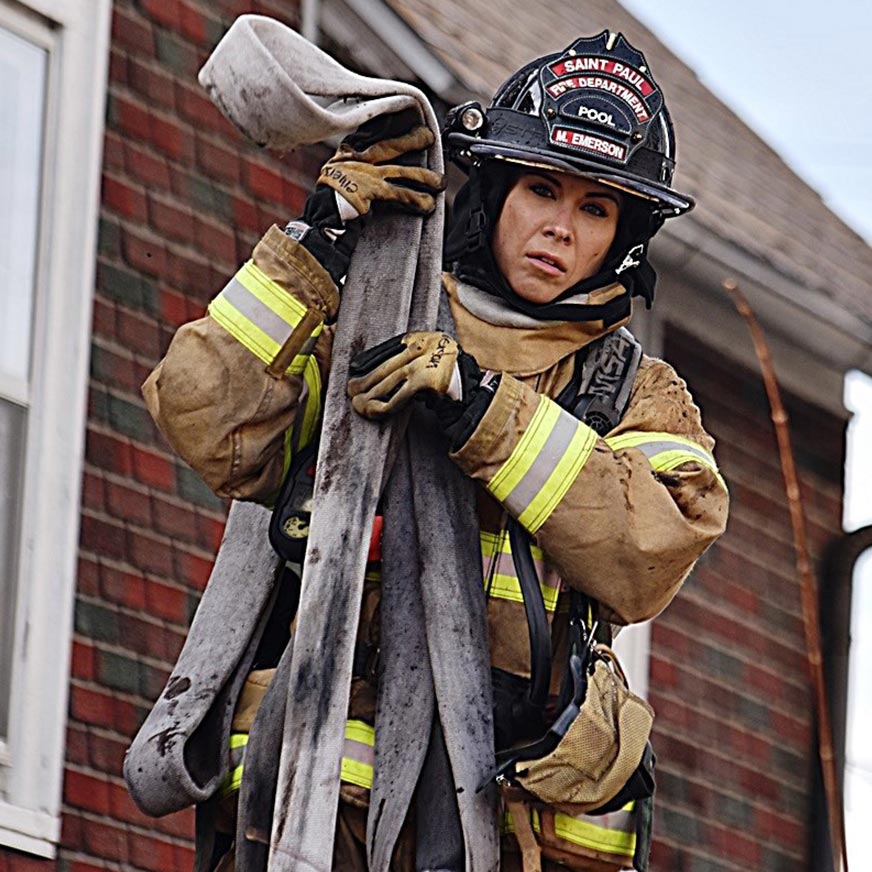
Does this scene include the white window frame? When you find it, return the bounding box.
[0,0,111,856]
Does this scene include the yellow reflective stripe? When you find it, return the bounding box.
[341,719,375,789]
[519,423,595,533]
[490,399,561,502]
[488,398,597,535]
[300,356,322,446]
[503,806,635,858]
[553,805,636,857]
[606,430,717,472]
[208,260,323,373]
[501,809,542,834]
[222,733,249,796]
[480,530,560,611]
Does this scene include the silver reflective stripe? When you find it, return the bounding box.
[632,439,713,465]
[222,276,294,347]
[503,408,580,518]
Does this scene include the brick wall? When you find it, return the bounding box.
[0,2,320,870]
[648,325,845,872]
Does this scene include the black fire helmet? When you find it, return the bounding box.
[442,31,694,323]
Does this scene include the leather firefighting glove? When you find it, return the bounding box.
[348,331,501,450]
[286,109,445,285]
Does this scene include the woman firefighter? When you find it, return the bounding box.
[141,30,728,872]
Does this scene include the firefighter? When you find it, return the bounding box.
[142,31,728,872]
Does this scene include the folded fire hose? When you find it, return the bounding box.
[124,15,498,872]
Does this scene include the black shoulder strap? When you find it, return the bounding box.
[556,327,643,435]
[514,327,643,713]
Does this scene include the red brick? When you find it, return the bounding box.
[81,815,130,863]
[152,495,198,542]
[174,549,214,590]
[148,193,195,244]
[81,471,106,512]
[92,296,117,341]
[117,307,162,360]
[102,174,148,222]
[77,555,101,598]
[141,0,181,28]
[128,56,177,111]
[159,286,190,326]
[66,724,89,766]
[70,640,97,681]
[69,862,108,872]
[61,808,84,852]
[125,141,172,190]
[132,445,176,491]
[114,696,147,737]
[174,843,197,869]
[103,130,125,171]
[106,480,152,528]
[150,113,193,163]
[127,831,177,872]
[88,731,129,776]
[144,578,189,624]
[127,529,175,577]
[245,160,284,202]
[179,2,208,44]
[196,134,240,183]
[3,854,53,872]
[195,513,226,552]
[113,92,152,141]
[165,246,218,299]
[194,217,236,262]
[112,6,155,56]
[176,81,229,132]
[86,428,134,477]
[80,512,126,559]
[232,195,261,232]
[70,684,115,728]
[65,769,112,815]
[108,46,128,86]
[101,564,148,611]
[123,227,168,277]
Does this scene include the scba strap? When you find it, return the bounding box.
[490,328,646,790]
[513,326,642,715]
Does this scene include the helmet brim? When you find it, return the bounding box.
[449,135,695,215]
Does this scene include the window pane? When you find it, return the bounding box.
[845,548,872,866]
[0,24,46,385]
[0,399,27,740]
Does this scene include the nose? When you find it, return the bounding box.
[542,210,573,245]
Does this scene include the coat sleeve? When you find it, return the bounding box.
[142,225,339,503]
[450,356,729,625]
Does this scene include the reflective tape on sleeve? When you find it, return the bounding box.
[480,529,562,612]
[488,397,597,534]
[221,732,249,796]
[208,260,322,374]
[340,719,375,789]
[606,430,724,486]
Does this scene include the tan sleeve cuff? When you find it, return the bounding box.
[253,225,341,320]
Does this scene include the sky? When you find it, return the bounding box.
[614,3,872,866]
[617,0,872,243]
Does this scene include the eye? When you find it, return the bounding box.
[529,181,556,199]
[581,201,609,218]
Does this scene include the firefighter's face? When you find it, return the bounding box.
[492,171,621,305]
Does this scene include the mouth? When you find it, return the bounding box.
[526,251,567,276]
